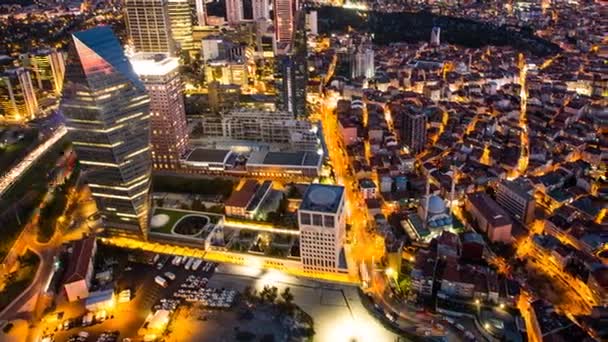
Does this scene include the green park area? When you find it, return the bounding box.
[0,250,40,311]
[0,138,70,260]
[0,128,38,173]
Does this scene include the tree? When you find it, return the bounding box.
[398,277,412,295]
[243,285,256,301]
[280,287,294,306]
[260,285,271,302]
[268,286,278,304]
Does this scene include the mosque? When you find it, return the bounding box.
[402,179,455,243]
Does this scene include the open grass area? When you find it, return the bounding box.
[150,208,189,234]
[151,207,224,235]
[0,250,40,311]
[0,128,38,175]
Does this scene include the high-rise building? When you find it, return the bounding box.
[0,67,38,123]
[399,107,427,154]
[168,0,194,51]
[277,53,306,117]
[195,0,206,25]
[298,184,347,274]
[273,0,295,46]
[61,27,152,237]
[130,53,188,170]
[19,48,65,95]
[252,0,269,20]
[430,26,441,46]
[350,44,374,79]
[496,179,535,224]
[225,0,243,24]
[124,0,176,55]
[305,10,317,35]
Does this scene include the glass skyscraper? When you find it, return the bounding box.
[61,26,152,238]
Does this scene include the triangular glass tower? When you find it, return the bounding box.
[61,26,152,238]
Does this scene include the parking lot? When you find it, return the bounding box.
[37,247,220,342]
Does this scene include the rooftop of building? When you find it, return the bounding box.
[225,180,258,208]
[247,151,321,167]
[299,184,344,214]
[63,237,96,284]
[185,148,232,164]
[467,192,512,227]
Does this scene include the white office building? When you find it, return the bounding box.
[298,184,347,274]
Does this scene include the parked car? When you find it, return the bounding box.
[155,276,168,288]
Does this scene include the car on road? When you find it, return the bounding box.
[164,272,176,281]
[184,257,194,270]
[192,258,203,271]
[155,275,169,287]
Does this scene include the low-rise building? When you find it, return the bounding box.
[63,237,97,302]
[465,192,513,243]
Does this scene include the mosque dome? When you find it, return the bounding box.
[427,195,446,215]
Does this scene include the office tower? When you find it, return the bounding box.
[124,0,176,55]
[252,0,269,20]
[350,44,374,79]
[305,10,317,35]
[496,179,535,224]
[273,0,295,45]
[430,26,441,46]
[195,0,206,25]
[61,27,152,237]
[19,48,65,95]
[277,53,306,117]
[0,67,38,123]
[399,107,427,154]
[168,0,194,51]
[298,184,347,273]
[225,0,243,24]
[130,53,188,170]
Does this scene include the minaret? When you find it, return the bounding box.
[424,177,430,224]
[449,165,456,216]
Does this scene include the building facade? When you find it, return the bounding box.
[203,109,318,151]
[298,184,347,273]
[61,27,152,237]
[130,53,188,170]
[465,192,513,243]
[225,0,243,24]
[0,67,38,123]
[19,48,65,95]
[252,0,270,20]
[168,0,194,51]
[496,179,535,224]
[194,0,206,25]
[350,45,374,79]
[400,108,427,154]
[124,0,176,55]
[273,0,295,45]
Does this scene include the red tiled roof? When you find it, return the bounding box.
[225,180,258,208]
[63,237,95,284]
